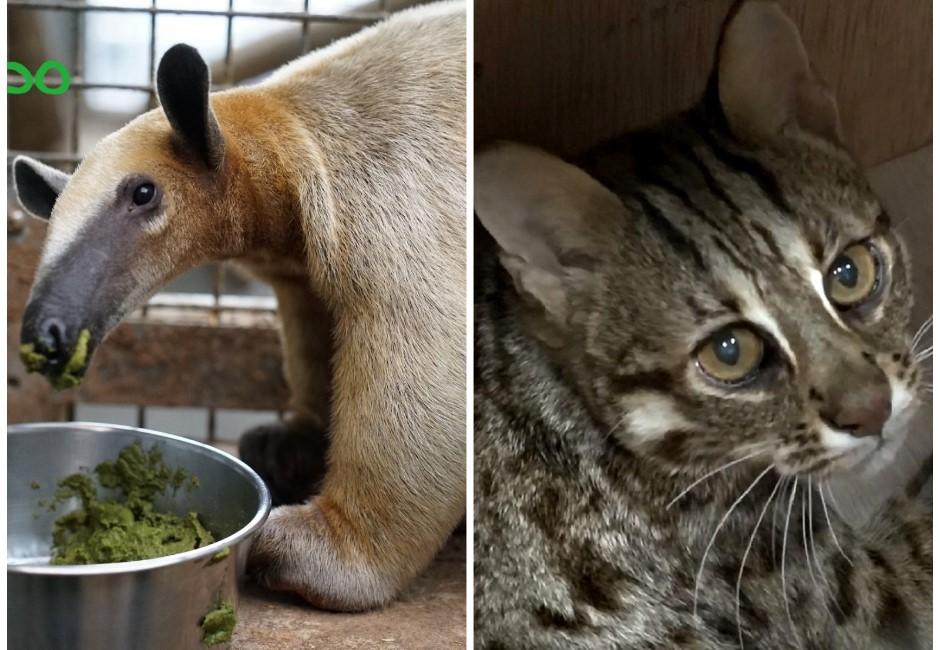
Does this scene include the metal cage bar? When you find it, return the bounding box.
[7,1,386,24]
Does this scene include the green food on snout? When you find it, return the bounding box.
[19,328,92,390]
[51,328,92,390]
[200,600,236,646]
[45,440,215,565]
[18,343,47,372]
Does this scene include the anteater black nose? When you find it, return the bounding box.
[39,317,68,357]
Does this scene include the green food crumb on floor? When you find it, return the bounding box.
[46,440,214,565]
[201,599,236,646]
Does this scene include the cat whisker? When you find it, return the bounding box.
[801,483,819,591]
[693,463,775,619]
[808,478,847,621]
[914,346,933,363]
[807,478,825,578]
[771,476,793,566]
[781,478,803,648]
[911,315,932,350]
[667,445,771,509]
[736,475,783,649]
[820,483,852,564]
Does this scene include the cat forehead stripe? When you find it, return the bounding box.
[734,287,797,367]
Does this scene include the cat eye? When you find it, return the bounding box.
[825,243,880,308]
[696,326,765,385]
[132,182,156,207]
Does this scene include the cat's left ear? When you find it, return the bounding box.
[716,0,842,145]
[475,142,621,345]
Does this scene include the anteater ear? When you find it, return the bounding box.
[716,0,842,144]
[475,142,620,343]
[157,43,225,170]
[12,156,71,220]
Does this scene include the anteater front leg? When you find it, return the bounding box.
[239,277,333,505]
[247,309,466,610]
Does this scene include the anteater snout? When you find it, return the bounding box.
[37,317,68,361]
[20,302,86,377]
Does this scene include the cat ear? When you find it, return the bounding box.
[475,142,621,340]
[716,0,842,144]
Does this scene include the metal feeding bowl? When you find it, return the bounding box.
[8,422,272,650]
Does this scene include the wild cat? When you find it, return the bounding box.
[474,1,931,648]
[14,2,465,610]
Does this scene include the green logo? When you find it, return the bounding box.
[8,60,71,95]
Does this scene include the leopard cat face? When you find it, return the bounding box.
[575,118,920,481]
[474,1,926,481]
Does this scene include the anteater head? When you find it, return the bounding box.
[14,44,243,387]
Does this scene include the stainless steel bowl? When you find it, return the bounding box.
[8,422,271,650]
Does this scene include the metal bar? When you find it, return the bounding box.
[137,405,146,428]
[7,150,81,163]
[8,2,383,24]
[301,0,311,54]
[145,292,278,311]
[224,0,235,86]
[148,0,157,109]
[210,1,236,316]
[7,74,152,93]
[212,265,227,316]
[69,9,82,155]
[207,407,217,443]
[7,72,238,93]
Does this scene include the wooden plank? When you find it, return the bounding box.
[475,0,931,166]
[79,317,290,410]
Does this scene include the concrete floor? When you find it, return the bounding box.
[233,536,466,649]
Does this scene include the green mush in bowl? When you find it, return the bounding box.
[44,440,215,564]
[19,328,91,390]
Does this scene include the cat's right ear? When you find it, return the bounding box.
[475,142,621,343]
[715,0,842,144]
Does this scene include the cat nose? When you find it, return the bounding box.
[821,385,892,438]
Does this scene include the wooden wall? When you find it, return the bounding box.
[474,0,932,166]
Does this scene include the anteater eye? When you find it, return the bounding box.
[132,182,156,207]
[825,243,879,308]
[696,326,764,385]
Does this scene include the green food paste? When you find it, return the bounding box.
[200,600,236,646]
[210,547,231,563]
[19,328,92,390]
[47,440,214,565]
[18,343,47,373]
